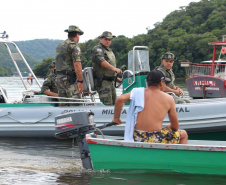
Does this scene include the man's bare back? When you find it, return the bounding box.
[112,70,188,144]
[135,87,179,132]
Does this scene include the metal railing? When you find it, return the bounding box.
[181,62,226,79]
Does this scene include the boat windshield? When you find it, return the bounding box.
[128,50,150,73]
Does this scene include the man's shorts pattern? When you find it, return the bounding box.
[133,128,181,144]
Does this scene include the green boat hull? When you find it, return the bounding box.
[87,136,226,175]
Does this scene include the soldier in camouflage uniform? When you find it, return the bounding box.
[156,52,189,104]
[92,31,122,105]
[41,61,58,97]
[55,25,84,106]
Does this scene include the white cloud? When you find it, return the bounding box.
[0,0,200,42]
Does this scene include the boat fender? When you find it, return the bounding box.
[221,48,226,55]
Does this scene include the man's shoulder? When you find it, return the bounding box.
[92,44,104,54]
[132,87,145,93]
[155,65,167,75]
[161,92,175,104]
[156,65,166,70]
[131,88,145,99]
[57,39,76,49]
[48,73,56,78]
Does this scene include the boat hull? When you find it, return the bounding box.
[1,98,226,140]
[86,135,226,175]
[186,76,226,98]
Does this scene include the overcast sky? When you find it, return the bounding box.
[1,0,200,43]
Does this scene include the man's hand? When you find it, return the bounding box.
[175,86,184,96]
[77,82,84,93]
[117,78,122,83]
[115,68,122,74]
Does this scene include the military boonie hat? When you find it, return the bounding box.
[64,25,84,35]
[147,70,165,84]
[160,52,177,60]
[49,61,56,68]
[98,31,116,39]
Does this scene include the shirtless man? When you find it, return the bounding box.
[112,70,188,144]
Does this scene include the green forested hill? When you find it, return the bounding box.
[79,0,226,77]
[0,39,62,76]
[0,44,40,75]
[0,0,225,77]
[15,39,63,60]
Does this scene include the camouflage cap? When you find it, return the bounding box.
[160,52,177,61]
[98,31,116,39]
[64,25,84,35]
[49,61,56,68]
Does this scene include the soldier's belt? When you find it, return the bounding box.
[102,76,116,81]
[56,70,75,75]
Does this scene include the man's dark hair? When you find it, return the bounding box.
[68,32,78,38]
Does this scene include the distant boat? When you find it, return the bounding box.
[181,35,226,98]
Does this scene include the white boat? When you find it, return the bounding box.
[1,32,226,140]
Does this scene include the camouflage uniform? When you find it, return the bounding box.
[92,39,117,105]
[155,64,175,89]
[156,53,187,104]
[55,25,84,106]
[41,70,58,94]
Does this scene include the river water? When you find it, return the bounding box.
[1,77,226,185]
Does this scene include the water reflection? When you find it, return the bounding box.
[1,134,226,184]
[55,170,226,185]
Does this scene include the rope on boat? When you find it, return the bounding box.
[94,127,105,139]
[3,112,53,124]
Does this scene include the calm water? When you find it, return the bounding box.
[0,77,226,185]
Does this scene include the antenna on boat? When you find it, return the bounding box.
[0,31,9,39]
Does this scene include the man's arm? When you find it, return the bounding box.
[43,90,58,97]
[163,85,184,96]
[112,92,131,124]
[167,96,179,130]
[74,61,83,93]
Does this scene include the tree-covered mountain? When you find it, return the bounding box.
[79,0,226,77]
[0,39,62,76]
[15,39,63,61]
[0,0,225,78]
[0,44,40,76]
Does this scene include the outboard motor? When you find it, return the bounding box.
[55,111,95,139]
[55,111,116,169]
